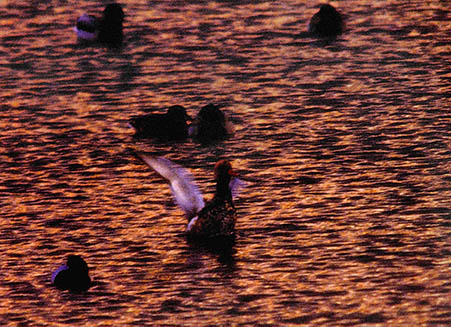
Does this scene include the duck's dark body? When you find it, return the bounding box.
[308,4,343,38]
[189,104,228,142]
[53,268,91,292]
[188,196,236,239]
[52,255,91,292]
[98,3,124,44]
[129,105,190,140]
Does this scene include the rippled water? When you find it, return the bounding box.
[1,1,450,326]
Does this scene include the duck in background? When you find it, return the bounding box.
[128,103,233,143]
[51,255,91,292]
[135,154,245,242]
[128,105,191,141]
[189,104,234,143]
[75,3,124,45]
[308,4,344,38]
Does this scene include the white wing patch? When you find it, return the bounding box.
[229,177,246,200]
[138,154,205,219]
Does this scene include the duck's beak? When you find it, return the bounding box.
[228,168,239,177]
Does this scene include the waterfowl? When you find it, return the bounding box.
[188,104,233,143]
[308,4,343,38]
[136,154,245,240]
[128,105,191,140]
[75,3,124,45]
[51,255,91,292]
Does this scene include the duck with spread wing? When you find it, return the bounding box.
[136,154,245,241]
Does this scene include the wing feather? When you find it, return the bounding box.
[229,177,246,199]
[137,154,205,219]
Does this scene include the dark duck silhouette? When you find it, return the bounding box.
[128,105,191,140]
[188,104,234,143]
[308,4,344,38]
[136,154,245,240]
[75,3,124,45]
[51,255,91,292]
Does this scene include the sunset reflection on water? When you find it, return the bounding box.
[0,0,450,326]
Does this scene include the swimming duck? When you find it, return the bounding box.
[128,105,191,140]
[51,255,91,292]
[188,104,233,143]
[75,3,124,45]
[136,154,245,240]
[308,4,343,38]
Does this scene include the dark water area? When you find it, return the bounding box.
[0,1,450,326]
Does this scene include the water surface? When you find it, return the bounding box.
[0,1,450,326]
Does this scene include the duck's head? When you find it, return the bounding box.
[66,255,89,274]
[167,105,191,122]
[104,3,124,24]
[319,4,339,16]
[214,160,238,184]
[197,104,225,125]
[319,4,341,23]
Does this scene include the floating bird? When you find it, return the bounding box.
[128,105,191,140]
[136,154,245,240]
[51,255,91,292]
[188,104,233,143]
[308,4,344,38]
[75,3,124,45]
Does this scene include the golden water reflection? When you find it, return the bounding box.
[0,0,450,326]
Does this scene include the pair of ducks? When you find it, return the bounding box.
[53,158,243,292]
[128,104,232,143]
[74,3,344,46]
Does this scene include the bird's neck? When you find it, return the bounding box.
[215,179,232,200]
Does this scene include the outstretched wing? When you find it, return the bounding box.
[229,176,246,200]
[137,154,205,220]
